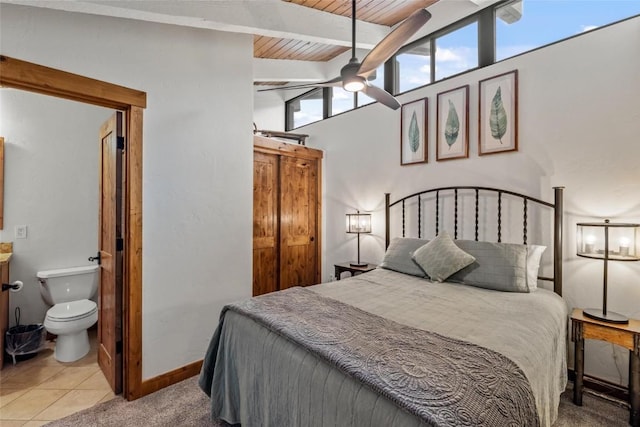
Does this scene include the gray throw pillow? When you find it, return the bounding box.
[411,232,475,282]
[448,240,529,292]
[380,238,430,278]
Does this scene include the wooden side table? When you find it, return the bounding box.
[571,308,640,426]
[334,262,376,281]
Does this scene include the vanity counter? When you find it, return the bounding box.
[0,252,11,265]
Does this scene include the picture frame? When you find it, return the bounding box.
[400,98,428,165]
[436,85,469,161]
[479,70,518,155]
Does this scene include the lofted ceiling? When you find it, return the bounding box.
[4,0,496,86]
[255,0,437,65]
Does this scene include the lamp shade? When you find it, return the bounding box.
[346,212,371,234]
[576,220,640,261]
[575,219,639,324]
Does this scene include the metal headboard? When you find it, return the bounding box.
[384,186,564,296]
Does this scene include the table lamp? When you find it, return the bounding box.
[576,219,639,324]
[346,211,371,267]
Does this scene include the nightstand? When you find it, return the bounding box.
[571,308,640,426]
[334,262,376,281]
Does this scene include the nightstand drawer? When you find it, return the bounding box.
[582,326,635,350]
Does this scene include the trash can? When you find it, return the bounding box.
[5,307,46,365]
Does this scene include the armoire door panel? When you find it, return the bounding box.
[253,248,278,297]
[279,156,318,289]
[253,152,279,296]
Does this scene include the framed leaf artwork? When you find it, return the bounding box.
[479,70,518,155]
[400,98,428,166]
[436,85,469,161]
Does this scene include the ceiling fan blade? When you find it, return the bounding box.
[358,9,431,77]
[257,77,342,92]
[361,84,401,110]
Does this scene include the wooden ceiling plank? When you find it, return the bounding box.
[271,39,300,59]
[365,1,405,25]
[255,35,279,54]
[316,0,338,10]
[360,0,400,26]
[270,39,303,59]
[283,40,317,59]
[302,0,327,9]
[255,0,436,62]
[322,1,348,15]
[254,35,272,51]
[379,1,434,26]
[293,43,326,61]
[255,36,285,58]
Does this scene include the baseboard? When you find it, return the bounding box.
[138,359,203,398]
[568,369,629,402]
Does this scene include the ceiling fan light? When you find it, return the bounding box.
[343,78,365,92]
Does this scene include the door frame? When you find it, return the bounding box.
[0,55,145,400]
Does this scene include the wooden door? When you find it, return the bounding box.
[253,152,279,296]
[279,156,318,289]
[98,112,124,394]
[0,136,4,229]
[0,259,8,369]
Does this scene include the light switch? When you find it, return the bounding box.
[15,225,28,239]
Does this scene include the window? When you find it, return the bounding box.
[395,40,431,94]
[285,88,323,130]
[331,86,355,115]
[284,0,640,130]
[496,0,640,61]
[434,21,478,81]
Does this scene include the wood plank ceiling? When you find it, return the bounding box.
[255,0,437,84]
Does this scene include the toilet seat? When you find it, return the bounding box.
[46,299,97,322]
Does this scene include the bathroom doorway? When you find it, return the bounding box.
[0,55,145,400]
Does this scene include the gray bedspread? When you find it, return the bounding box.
[199,269,568,427]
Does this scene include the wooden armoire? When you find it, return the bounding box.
[253,136,322,296]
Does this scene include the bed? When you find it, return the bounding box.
[200,186,568,427]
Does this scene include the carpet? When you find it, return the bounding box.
[45,376,630,426]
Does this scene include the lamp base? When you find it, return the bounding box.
[583,308,629,324]
[349,261,368,267]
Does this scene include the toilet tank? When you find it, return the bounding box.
[37,265,99,305]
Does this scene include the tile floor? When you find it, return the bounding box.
[0,329,115,426]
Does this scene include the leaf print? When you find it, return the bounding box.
[444,100,459,148]
[408,111,420,153]
[490,86,508,143]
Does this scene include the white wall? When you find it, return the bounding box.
[302,17,640,386]
[253,90,285,131]
[0,90,109,325]
[0,4,254,379]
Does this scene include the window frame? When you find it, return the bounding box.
[284,87,328,131]
[284,0,640,130]
[391,13,482,95]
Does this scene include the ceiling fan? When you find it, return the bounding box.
[258,0,431,110]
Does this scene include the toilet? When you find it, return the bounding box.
[37,265,99,362]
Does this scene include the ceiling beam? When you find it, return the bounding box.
[254,58,328,83]
[4,0,391,49]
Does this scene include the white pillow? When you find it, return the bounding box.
[526,245,546,291]
[412,231,476,282]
